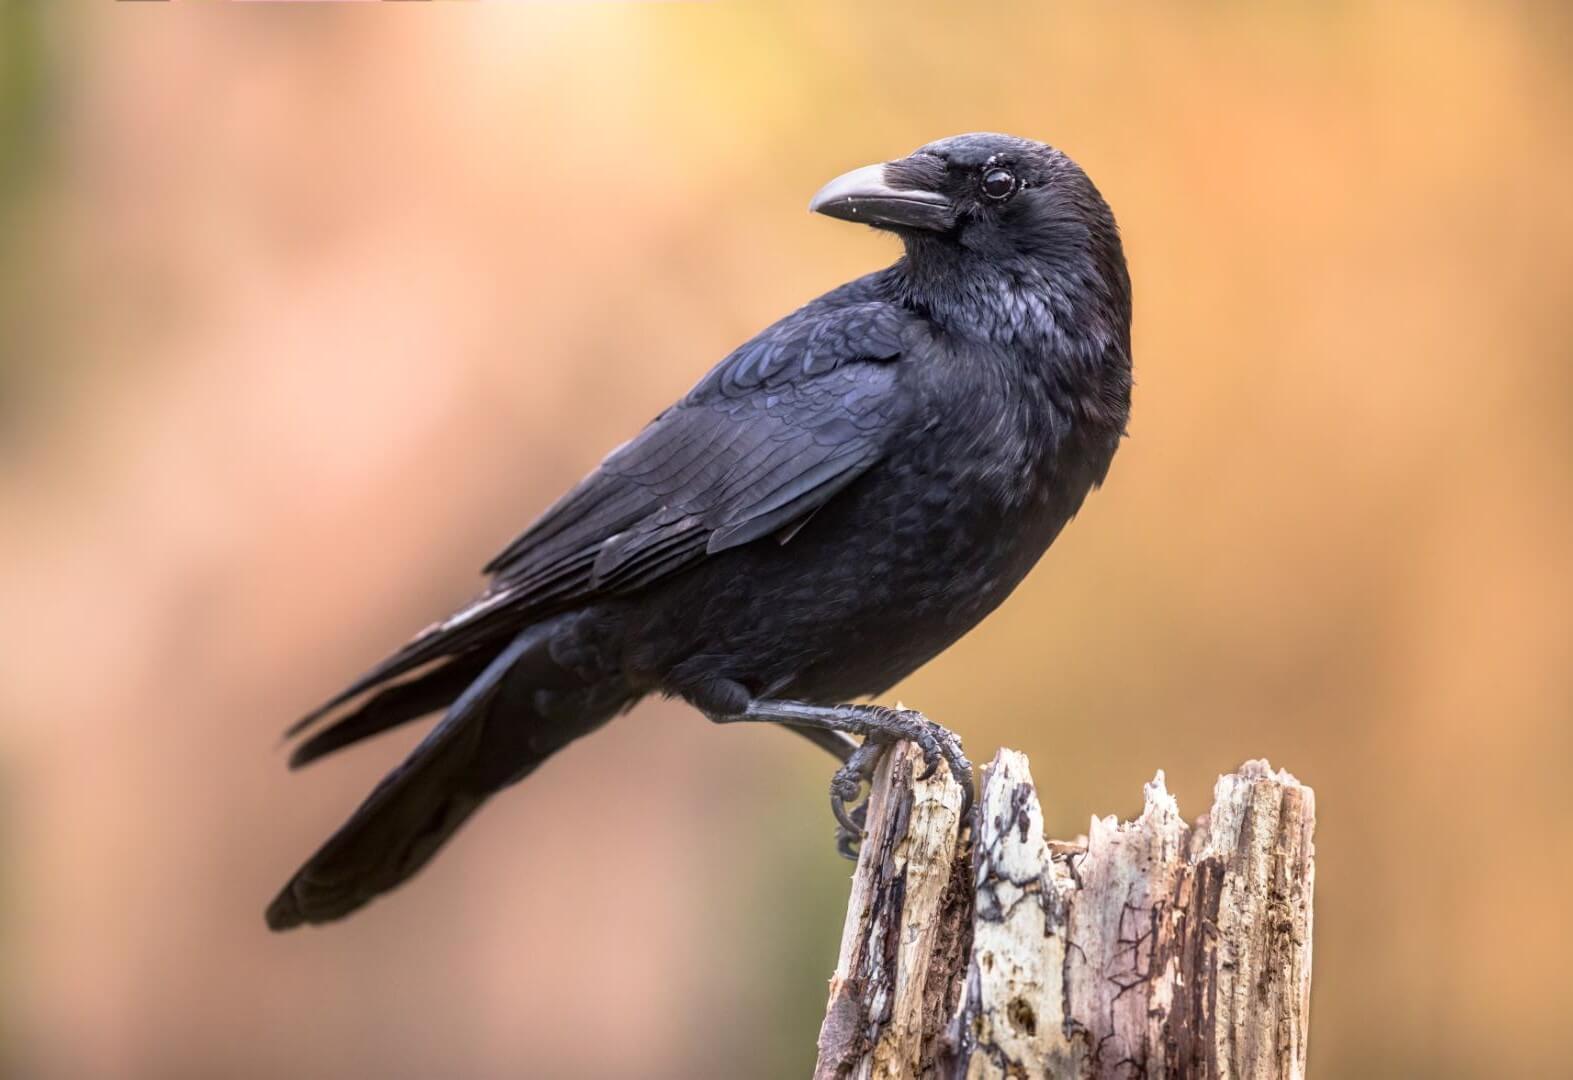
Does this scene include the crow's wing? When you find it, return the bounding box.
[489,299,915,586]
[291,296,920,731]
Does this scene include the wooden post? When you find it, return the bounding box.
[814,745,1315,1080]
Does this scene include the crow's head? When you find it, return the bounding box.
[811,133,1109,260]
[812,133,1128,346]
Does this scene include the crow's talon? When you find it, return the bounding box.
[831,789,864,837]
[828,739,884,856]
[907,716,972,812]
[835,800,868,859]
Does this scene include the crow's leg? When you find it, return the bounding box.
[707,699,974,856]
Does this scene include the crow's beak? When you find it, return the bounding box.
[809,160,954,232]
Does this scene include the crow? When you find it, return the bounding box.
[268,133,1131,930]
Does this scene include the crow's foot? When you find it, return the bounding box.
[706,697,974,858]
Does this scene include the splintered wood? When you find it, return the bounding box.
[813,746,1315,1080]
[815,742,973,1080]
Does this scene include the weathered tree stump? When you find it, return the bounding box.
[814,744,1315,1080]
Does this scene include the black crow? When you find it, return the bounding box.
[268,133,1131,930]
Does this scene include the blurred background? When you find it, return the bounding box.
[1,3,1569,1077]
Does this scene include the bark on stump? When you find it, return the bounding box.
[814,745,1315,1080]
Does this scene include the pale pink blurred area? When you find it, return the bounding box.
[2,4,1571,1078]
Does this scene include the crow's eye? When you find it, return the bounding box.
[981,168,1016,201]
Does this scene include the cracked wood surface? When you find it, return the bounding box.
[815,748,1315,1080]
[814,741,972,1080]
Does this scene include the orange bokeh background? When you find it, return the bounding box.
[2,5,1569,1077]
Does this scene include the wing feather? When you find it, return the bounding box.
[293,287,919,734]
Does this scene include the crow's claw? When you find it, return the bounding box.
[829,738,885,858]
[830,784,864,837]
[871,708,970,809]
[834,800,869,860]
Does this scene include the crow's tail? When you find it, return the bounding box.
[267,618,631,930]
